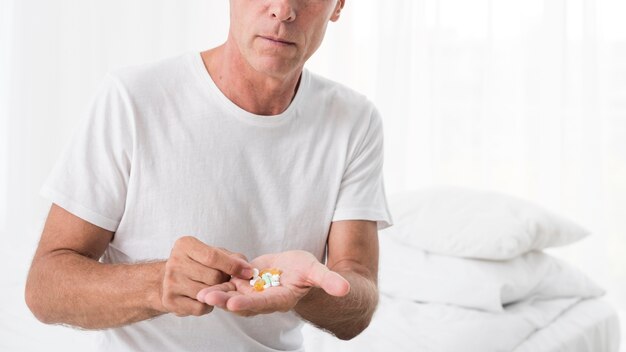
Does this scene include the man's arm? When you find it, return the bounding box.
[25,204,253,329]
[294,220,379,340]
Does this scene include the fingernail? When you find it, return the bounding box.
[241,268,253,279]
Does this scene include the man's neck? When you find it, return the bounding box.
[201,45,302,116]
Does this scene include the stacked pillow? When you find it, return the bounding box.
[378,186,604,312]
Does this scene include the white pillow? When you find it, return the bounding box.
[382,186,590,260]
[378,235,605,312]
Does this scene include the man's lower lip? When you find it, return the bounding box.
[261,37,294,46]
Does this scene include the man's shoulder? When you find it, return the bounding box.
[305,70,379,129]
[106,52,194,95]
[97,52,201,112]
[306,70,374,109]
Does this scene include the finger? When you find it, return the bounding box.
[203,291,240,310]
[163,256,227,299]
[307,263,351,297]
[196,281,237,305]
[164,295,214,317]
[182,257,230,286]
[232,310,258,318]
[226,293,269,313]
[179,237,253,279]
[219,247,249,262]
[226,289,289,313]
[163,274,215,308]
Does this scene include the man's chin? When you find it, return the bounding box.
[250,57,302,80]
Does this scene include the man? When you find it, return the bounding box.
[25,0,392,351]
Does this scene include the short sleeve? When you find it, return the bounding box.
[40,74,134,232]
[332,107,393,230]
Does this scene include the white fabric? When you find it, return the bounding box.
[378,235,604,312]
[40,51,392,352]
[514,298,621,352]
[302,296,619,352]
[384,187,589,260]
[302,294,580,352]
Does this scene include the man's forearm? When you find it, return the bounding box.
[294,269,378,340]
[25,250,166,329]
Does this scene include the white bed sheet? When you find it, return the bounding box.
[302,295,620,352]
[514,298,620,352]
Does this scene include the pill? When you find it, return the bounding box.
[250,267,281,292]
[262,273,272,285]
[253,279,265,292]
[260,268,282,276]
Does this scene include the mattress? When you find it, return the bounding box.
[301,295,621,352]
[513,298,620,352]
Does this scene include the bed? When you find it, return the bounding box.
[301,187,621,351]
[302,294,620,352]
[514,297,620,352]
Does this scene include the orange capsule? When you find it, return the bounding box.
[253,279,265,292]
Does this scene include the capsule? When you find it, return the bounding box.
[253,279,265,292]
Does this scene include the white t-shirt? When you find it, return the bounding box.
[41,52,392,352]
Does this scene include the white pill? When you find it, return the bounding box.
[263,283,270,289]
[271,281,280,287]
[250,279,257,286]
[252,268,260,278]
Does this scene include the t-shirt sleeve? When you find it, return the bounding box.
[40,73,133,232]
[332,107,393,230]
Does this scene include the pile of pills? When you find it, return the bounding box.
[249,268,282,292]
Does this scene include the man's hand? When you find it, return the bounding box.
[195,250,350,316]
[161,236,254,317]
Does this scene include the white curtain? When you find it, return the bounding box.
[1,0,625,350]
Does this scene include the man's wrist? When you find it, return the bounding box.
[294,270,378,340]
[145,261,167,314]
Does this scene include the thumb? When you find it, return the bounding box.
[308,262,351,297]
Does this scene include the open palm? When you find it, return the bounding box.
[196,250,350,316]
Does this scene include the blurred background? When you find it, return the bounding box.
[1,0,624,350]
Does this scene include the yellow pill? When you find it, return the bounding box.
[253,279,265,292]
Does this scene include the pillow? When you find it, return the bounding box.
[382,186,590,260]
[378,235,605,312]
